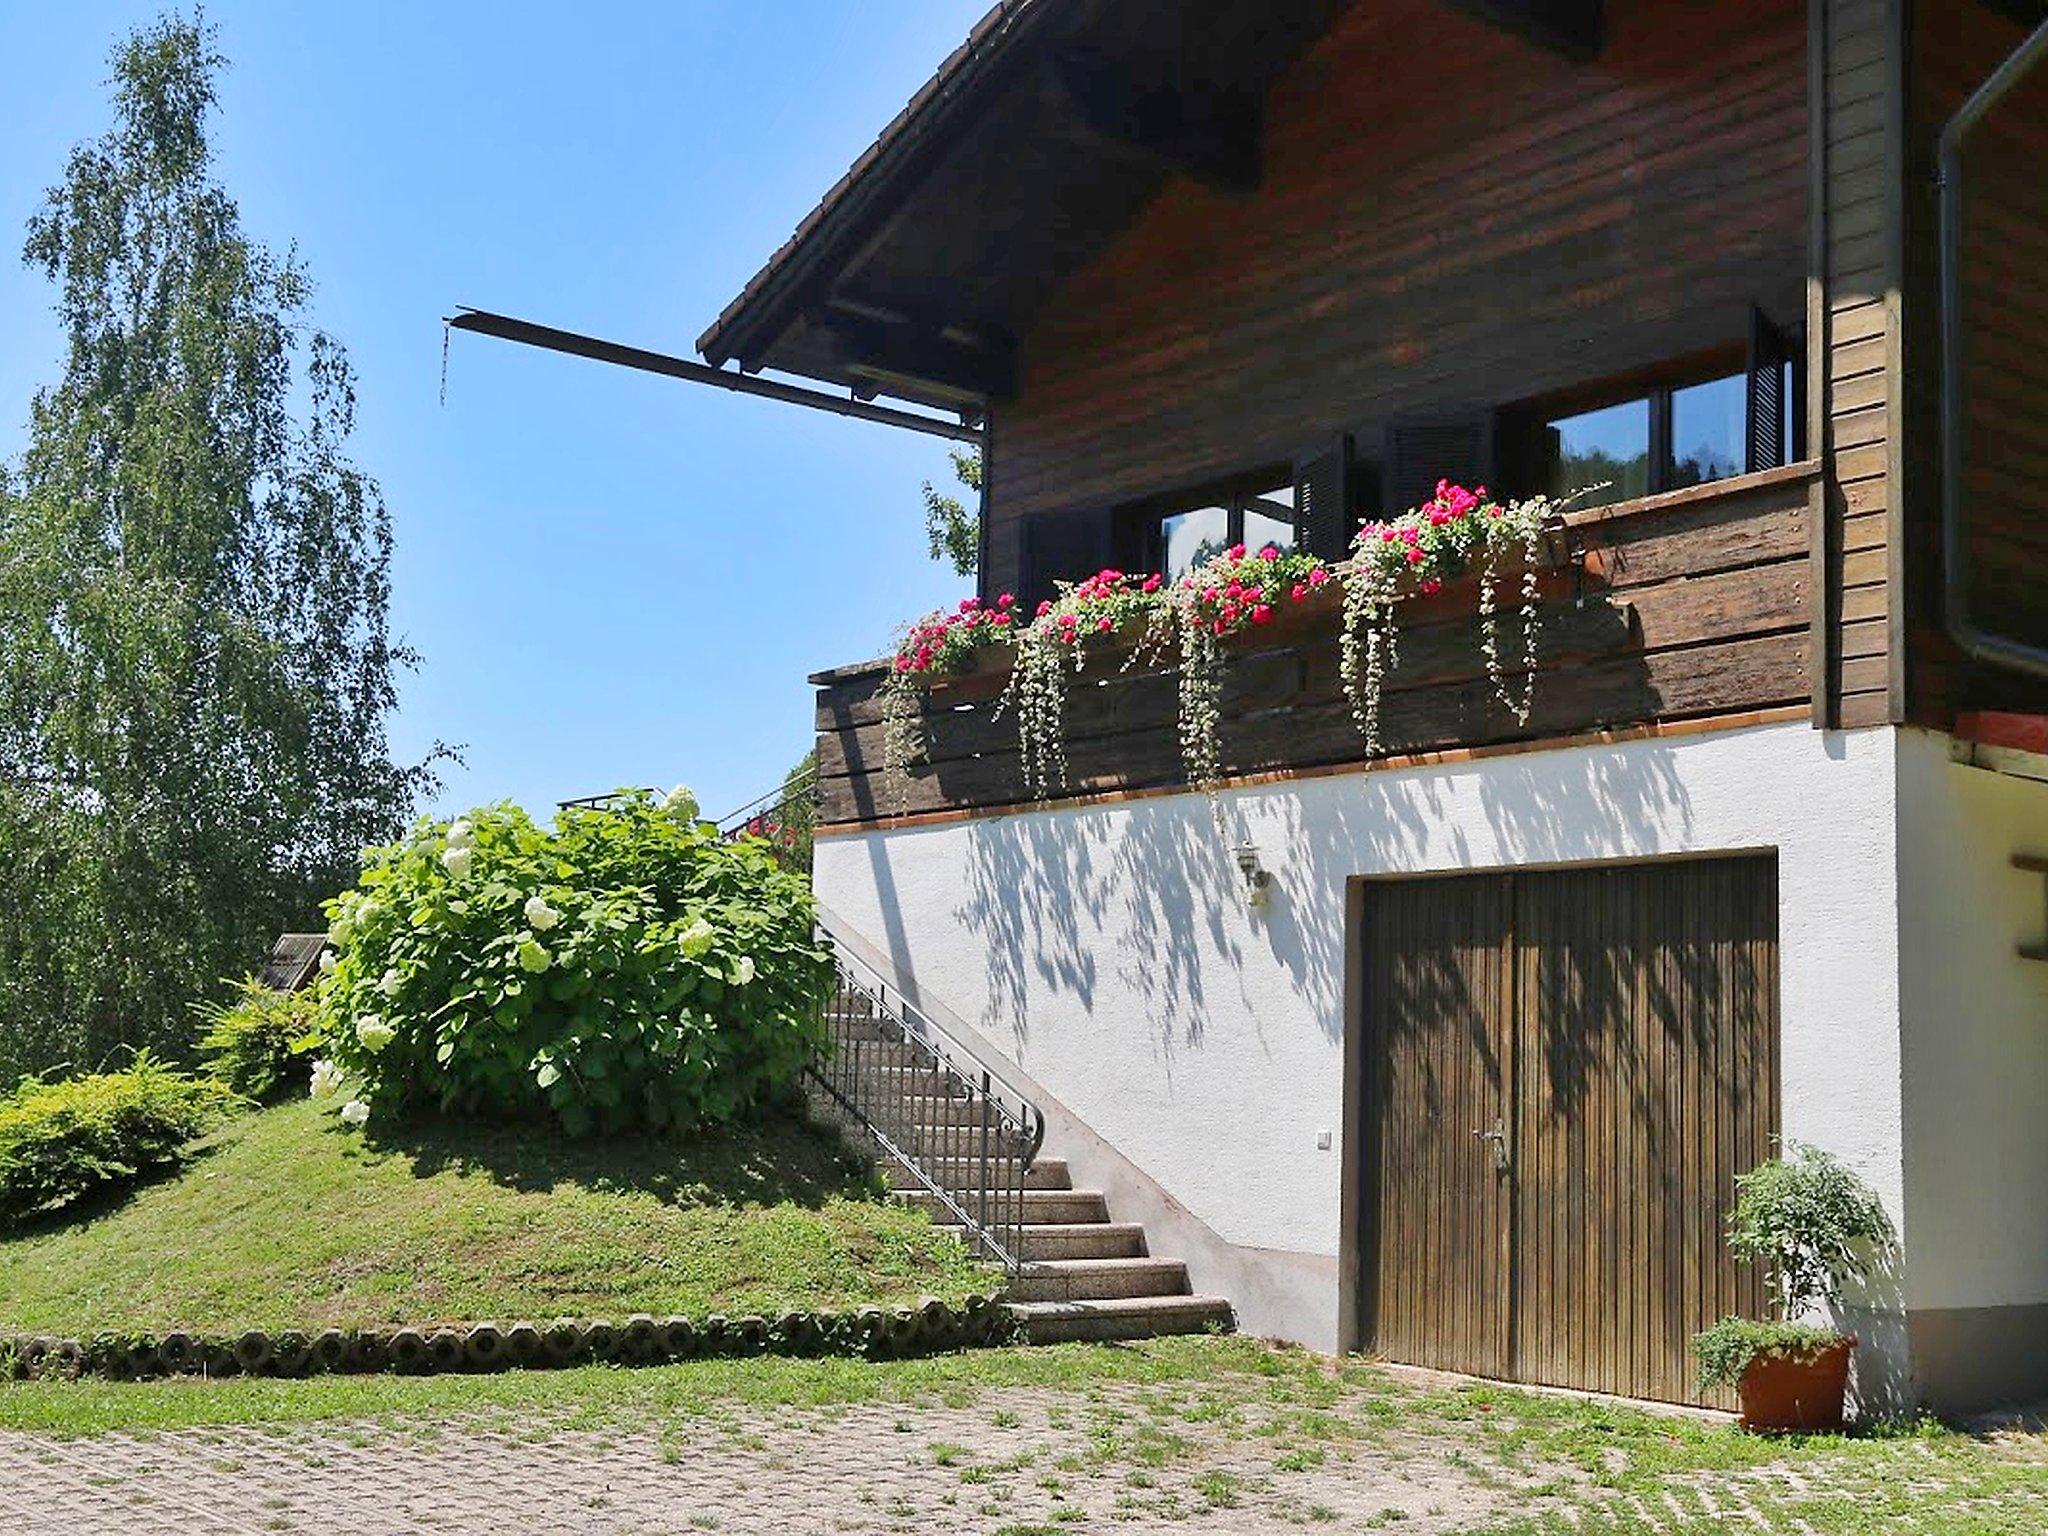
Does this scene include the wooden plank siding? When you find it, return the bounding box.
[1818,0,1906,729]
[1358,856,1780,1410]
[981,0,1810,598]
[815,466,1817,827]
[1899,0,2048,725]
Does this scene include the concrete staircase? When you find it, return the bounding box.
[854,1053,1233,1344]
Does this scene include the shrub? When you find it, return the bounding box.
[1694,1143,1895,1389]
[312,792,832,1137]
[1726,1143,1894,1316]
[193,978,326,1101]
[1694,1318,1843,1391]
[0,1054,234,1227]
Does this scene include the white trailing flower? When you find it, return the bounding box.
[446,818,475,849]
[1002,622,1073,800]
[523,895,561,932]
[1173,607,1227,791]
[440,845,474,880]
[309,1058,345,1100]
[733,955,757,986]
[1338,558,1401,759]
[338,1099,371,1127]
[354,1016,396,1053]
[377,967,402,998]
[679,917,716,959]
[663,783,700,819]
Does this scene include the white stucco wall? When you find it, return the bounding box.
[1895,729,2048,1315]
[819,721,1908,1366]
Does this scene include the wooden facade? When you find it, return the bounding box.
[732,0,2048,829]
[1902,0,2048,724]
[984,0,1808,588]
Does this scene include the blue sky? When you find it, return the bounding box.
[0,2,988,823]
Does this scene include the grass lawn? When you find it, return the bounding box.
[0,1096,989,1333]
[0,1338,2040,1532]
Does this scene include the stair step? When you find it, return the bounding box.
[1008,1294,1235,1344]
[898,1187,1108,1224]
[885,1157,1071,1192]
[1008,1257,1190,1302]
[934,1221,1146,1260]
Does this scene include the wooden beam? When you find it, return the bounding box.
[1043,46,1262,194]
[1444,0,1604,59]
[443,308,986,446]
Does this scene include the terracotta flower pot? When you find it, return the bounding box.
[1737,1334,1855,1433]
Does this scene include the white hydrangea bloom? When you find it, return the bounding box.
[339,1100,371,1127]
[309,1058,345,1100]
[734,955,757,986]
[446,819,475,849]
[441,845,474,880]
[355,1016,396,1053]
[318,950,337,975]
[377,967,402,998]
[524,895,561,932]
[679,917,716,959]
[663,784,699,820]
[517,939,552,974]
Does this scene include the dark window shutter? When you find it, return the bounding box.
[1293,435,1356,559]
[1746,305,1793,474]
[1383,409,1497,514]
[1019,508,1113,610]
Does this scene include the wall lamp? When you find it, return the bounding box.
[1234,843,1274,909]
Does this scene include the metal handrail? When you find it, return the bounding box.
[816,911,1046,1170]
[806,934,1045,1273]
[714,764,819,838]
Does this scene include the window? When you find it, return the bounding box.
[1547,398,1652,508]
[1538,357,1797,510]
[1153,481,1296,579]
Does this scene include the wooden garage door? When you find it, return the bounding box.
[1359,857,1779,1407]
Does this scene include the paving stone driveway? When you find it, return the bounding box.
[0,1384,1531,1535]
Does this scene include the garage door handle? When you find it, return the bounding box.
[1472,1121,1509,1174]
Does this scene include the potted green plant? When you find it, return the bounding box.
[1694,1144,1893,1432]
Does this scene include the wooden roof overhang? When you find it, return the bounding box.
[700,0,1606,412]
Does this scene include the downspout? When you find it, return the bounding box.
[1937,15,2048,679]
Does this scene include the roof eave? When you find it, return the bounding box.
[696,0,1059,373]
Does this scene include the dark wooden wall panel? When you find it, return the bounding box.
[982,0,1809,600]
[1902,0,2048,725]
[1821,0,1903,729]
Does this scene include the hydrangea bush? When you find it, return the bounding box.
[310,792,831,1138]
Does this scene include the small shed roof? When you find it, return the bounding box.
[257,933,328,993]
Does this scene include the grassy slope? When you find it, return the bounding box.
[0,1097,989,1332]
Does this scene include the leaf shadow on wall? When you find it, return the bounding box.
[956,797,1247,1063]
[1255,731,1699,1086]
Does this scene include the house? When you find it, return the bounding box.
[704,0,2048,1414]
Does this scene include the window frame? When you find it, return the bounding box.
[1505,337,1801,505]
[1123,465,1300,578]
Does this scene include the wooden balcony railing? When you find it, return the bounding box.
[812,463,1823,830]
